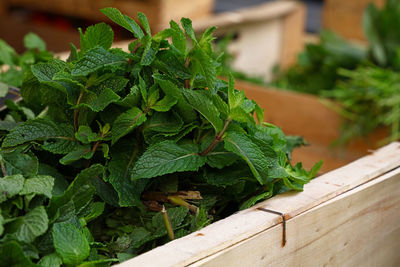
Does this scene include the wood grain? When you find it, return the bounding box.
[192,165,400,266]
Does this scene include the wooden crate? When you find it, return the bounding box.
[3,0,214,32]
[322,0,386,41]
[193,1,306,81]
[235,80,388,173]
[117,142,400,266]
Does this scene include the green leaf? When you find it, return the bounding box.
[0,241,38,267]
[83,202,104,223]
[0,174,24,203]
[107,141,147,207]
[38,253,63,267]
[100,7,145,40]
[59,145,94,165]
[143,111,183,134]
[71,46,126,76]
[228,74,245,110]
[111,107,147,144]
[201,135,239,169]
[80,23,114,53]
[48,165,103,218]
[239,189,272,210]
[0,212,4,235]
[52,222,90,266]
[180,18,197,43]
[229,107,255,124]
[138,12,151,36]
[76,88,120,112]
[132,140,206,179]
[224,131,269,184]
[153,74,183,99]
[0,39,17,66]
[190,47,217,91]
[170,21,186,54]
[2,119,78,154]
[205,165,252,187]
[182,90,223,132]
[0,82,9,98]
[140,35,159,66]
[24,32,46,52]
[31,59,66,83]
[130,227,152,249]
[152,206,189,233]
[2,150,39,177]
[19,175,54,199]
[13,206,49,243]
[151,95,178,112]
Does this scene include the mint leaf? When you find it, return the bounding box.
[71,46,126,76]
[2,150,38,177]
[111,107,147,144]
[101,8,144,40]
[170,21,186,54]
[180,18,197,43]
[132,141,206,179]
[0,241,37,267]
[80,23,114,53]
[153,74,183,99]
[224,131,269,184]
[20,175,54,199]
[59,145,94,165]
[31,59,66,83]
[0,82,9,98]
[77,88,120,112]
[0,174,24,203]
[189,48,216,91]
[182,90,223,132]
[0,40,17,66]
[138,12,151,36]
[13,206,49,243]
[24,32,46,52]
[228,74,245,110]
[2,119,78,154]
[38,253,63,267]
[151,95,177,112]
[205,165,252,187]
[52,222,90,266]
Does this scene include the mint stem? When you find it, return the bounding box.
[162,206,175,240]
[199,118,231,156]
[0,159,7,177]
[74,90,85,131]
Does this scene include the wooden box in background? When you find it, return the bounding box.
[4,0,214,32]
[322,0,386,41]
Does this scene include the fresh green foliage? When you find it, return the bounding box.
[0,33,53,87]
[271,31,366,94]
[0,9,321,265]
[363,0,400,69]
[323,66,400,145]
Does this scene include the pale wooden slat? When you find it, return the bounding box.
[192,164,400,266]
[117,142,400,266]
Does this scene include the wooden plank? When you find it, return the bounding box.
[116,142,400,266]
[322,0,386,41]
[279,2,305,69]
[192,165,400,266]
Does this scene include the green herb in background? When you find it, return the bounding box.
[271,31,366,94]
[0,8,321,266]
[0,33,53,87]
[363,0,400,70]
[323,66,400,145]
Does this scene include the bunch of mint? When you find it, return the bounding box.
[0,8,321,265]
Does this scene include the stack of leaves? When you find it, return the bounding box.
[0,8,321,266]
[323,66,400,145]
